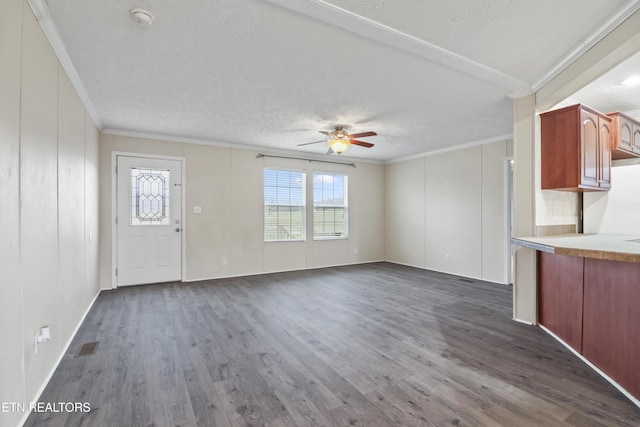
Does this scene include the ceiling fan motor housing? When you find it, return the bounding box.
[329,127,349,140]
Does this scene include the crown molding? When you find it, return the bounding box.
[385,134,513,165]
[101,128,385,165]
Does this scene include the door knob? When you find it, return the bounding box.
[175,227,181,232]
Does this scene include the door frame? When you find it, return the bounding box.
[111,151,187,288]
[504,156,514,285]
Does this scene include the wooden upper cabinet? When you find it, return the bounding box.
[541,104,611,191]
[608,112,640,160]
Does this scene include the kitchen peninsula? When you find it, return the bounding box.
[512,234,640,404]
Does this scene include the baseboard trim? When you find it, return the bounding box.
[182,260,387,283]
[513,317,535,326]
[18,290,102,427]
[384,260,509,285]
[539,324,640,409]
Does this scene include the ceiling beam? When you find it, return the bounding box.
[531,0,640,94]
[264,0,530,94]
[536,6,640,111]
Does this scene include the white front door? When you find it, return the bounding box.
[116,155,183,286]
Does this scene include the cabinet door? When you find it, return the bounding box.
[617,115,634,152]
[538,252,584,352]
[634,122,640,153]
[599,118,612,189]
[583,258,640,400]
[580,109,599,188]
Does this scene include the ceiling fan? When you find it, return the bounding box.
[298,126,377,155]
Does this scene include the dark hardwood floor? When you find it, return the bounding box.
[26,262,640,426]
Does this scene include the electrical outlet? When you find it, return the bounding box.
[445,254,450,261]
[221,257,227,265]
[193,206,202,214]
[354,248,358,255]
[35,326,51,353]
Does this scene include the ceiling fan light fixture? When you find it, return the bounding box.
[328,138,350,155]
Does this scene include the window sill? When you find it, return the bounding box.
[313,236,348,241]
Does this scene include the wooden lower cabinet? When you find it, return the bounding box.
[583,258,640,399]
[538,252,584,352]
[538,252,640,400]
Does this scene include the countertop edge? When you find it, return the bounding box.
[511,237,555,254]
[511,235,640,263]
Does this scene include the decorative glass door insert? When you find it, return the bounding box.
[130,168,170,225]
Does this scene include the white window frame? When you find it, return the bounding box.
[263,168,306,242]
[312,172,348,240]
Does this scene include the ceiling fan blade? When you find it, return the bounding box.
[348,131,377,138]
[297,140,326,146]
[350,139,374,148]
[318,131,331,136]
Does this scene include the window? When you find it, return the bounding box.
[313,173,348,239]
[264,169,305,241]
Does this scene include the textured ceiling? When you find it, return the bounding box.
[568,49,640,120]
[40,0,639,161]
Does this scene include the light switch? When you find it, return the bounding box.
[193,206,202,214]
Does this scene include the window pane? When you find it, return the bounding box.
[264,186,276,204]
[264,169,305,242]
[313,173,347,239]
[313,207,347,238]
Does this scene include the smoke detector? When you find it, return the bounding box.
[130,8,155,26]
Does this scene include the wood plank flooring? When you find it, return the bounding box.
[26,262,640,426]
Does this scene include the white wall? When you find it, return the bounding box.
[0,2,101,426]
[99,134,385,287]
[385,140,511,284]
[513,94,538,323]
[584,163,640,234]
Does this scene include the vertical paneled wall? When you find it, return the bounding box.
[385,140,511,284]
[0,1,27,426]
[425,147,483,278]
[384,158,426,268]
[20,2,61,395]
[0,2,101,426]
